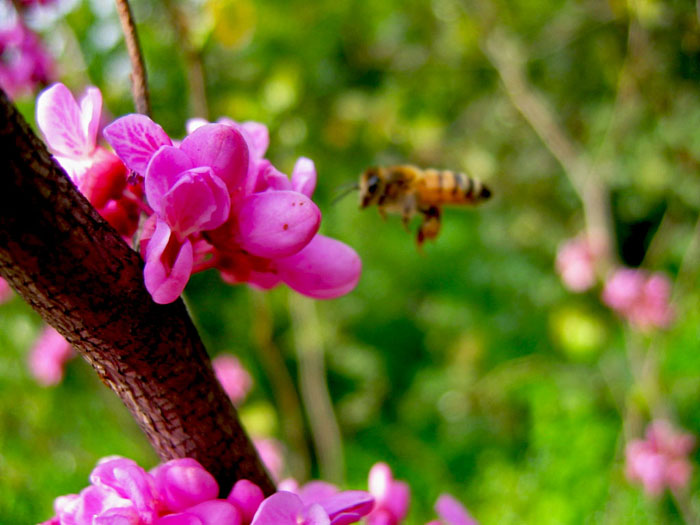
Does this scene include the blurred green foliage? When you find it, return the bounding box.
[3,0,700,522]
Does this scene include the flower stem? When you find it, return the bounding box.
[250,290,311,481]
[289,293,345,485]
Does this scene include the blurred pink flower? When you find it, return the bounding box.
[367,462,410,525]
[555,235,600,292]
[430,494,478,525]
[602,268,674,330]
[36,83,142,239]
[254,438,285,482]
[28,326,75,386]
[626,420,695,496]
[213,354,253,405]
[0,277,12,304]
[0,17,53,99]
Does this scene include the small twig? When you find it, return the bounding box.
[289,293,345,485]
[114,0,151,116]
[482,30,616,273]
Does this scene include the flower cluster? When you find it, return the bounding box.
[601,268,674,331]
[0,8,54,99]
[625,420,695,496]
[41,457,476,525]
[104,113,361,303]
[35,83,361,304]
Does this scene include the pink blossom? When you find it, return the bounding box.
[36,83,142,239]
[105,114,360,304]
[367,462,410,525]
[28,326,75,386]
[212,354,252,404]
[555,235,599,292]
[602,268,674,330]
[0,277,12,304]
[0,17,53,99]
[626,420,695,496]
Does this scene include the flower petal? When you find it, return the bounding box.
[277,235,361,299]
[291,157,316,197]
[251,492,304,525]
[180,124,249,193]
[145,146,195,216]
[151,458,219,513]
[104,114,172,175]
[301,503,331,525]
[434,494,478,525]
[143,221,194,304]
[321,491,374,525]
[80,86,102,152]
[36,83,94,158]
[240,121,269,160]
[227,480,264,524]
[238,191,320,258]
[180,500,242,525]
[161,168,230,238]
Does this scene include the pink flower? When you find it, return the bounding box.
[602,268,674,330]
[367,462,410,525]
[0,277,12,304]
[213,354,253,405]
[27,326,75,386]
[0,16,54,99]
[626,420,695,496]
[555,235,599,292]
[36,83,142,239]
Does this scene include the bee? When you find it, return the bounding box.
[358,165,491,247]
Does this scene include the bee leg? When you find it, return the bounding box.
[416,205,441,249]
[401,195,417,232]
[377,207,387,221]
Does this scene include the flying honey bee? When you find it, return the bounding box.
[357,165,491,247]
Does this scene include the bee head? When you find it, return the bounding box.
[359,167,383,208]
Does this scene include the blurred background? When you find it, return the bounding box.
[2,0,700,522]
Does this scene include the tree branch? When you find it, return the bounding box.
[0,90,274,496]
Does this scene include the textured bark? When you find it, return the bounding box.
[0,90,274,496]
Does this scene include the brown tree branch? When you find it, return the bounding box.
[115,0,151,116]
[0,90,274,496]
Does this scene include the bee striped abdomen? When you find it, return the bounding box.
[417,170,488,205]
